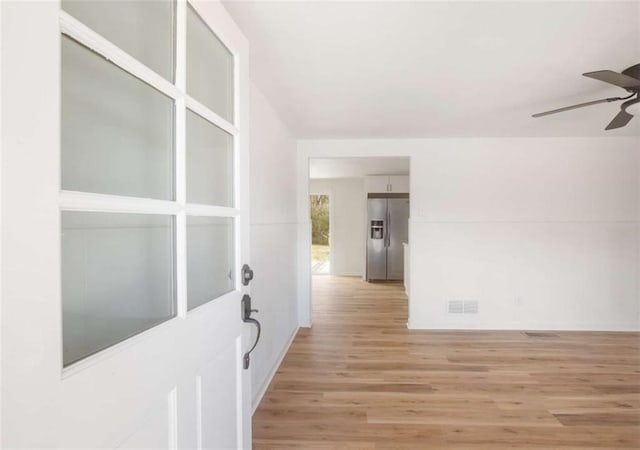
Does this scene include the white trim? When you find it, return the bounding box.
[168,388,179,450]
[60,191,181,215]
[251,326,299,415]
[406,321,640,332]
[233,133,242,290]
[195,375,203,450]
[175,0,187,93]
[176,211,188,318]
[174,0,188,323]
[59,11,180,101]
[186,96,239,136]
[175,96,187,206]
[232,23,241,130]
[328,193,334,276]
[235,336,245,449]
[296,156,312,328]
[60,191,240,218]
[185,203,239,218]
[333,272,363,277]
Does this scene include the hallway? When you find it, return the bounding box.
[252,276,640,449]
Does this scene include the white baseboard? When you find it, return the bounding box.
[333,272,362,277]
[252,326,299,415]
[406,320,640,332]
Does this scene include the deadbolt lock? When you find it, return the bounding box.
[241,264,254,286]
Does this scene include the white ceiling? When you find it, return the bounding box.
[223,0,640,138]
[310,157,410,179]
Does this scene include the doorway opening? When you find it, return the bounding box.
[306,157,411,327]
[310,194,331,275]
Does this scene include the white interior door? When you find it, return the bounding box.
[1,1,252,448]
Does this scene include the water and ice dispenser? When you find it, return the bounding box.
[370,220,384,239]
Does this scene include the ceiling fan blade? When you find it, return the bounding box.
[583,70,640,89]
[605,109,634,130]
[532,98,616,118]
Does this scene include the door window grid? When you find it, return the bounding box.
[59,0,242,369]
[61,34,176,201]
[61,0,177,83]
[186,3,234,122]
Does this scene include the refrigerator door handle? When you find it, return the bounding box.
[383,214,387,247]
[385,208,391,247]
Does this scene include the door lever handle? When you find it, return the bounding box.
[242,294,259,321]
[242,317,261,370]
[241,294,261,369]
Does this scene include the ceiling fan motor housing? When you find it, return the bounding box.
[620,64,640,114]
[621,63,640,92]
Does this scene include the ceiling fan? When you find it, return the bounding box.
[532,63,640,130]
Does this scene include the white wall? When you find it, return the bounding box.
[309,178,366,277]
[248,82,298,410]
[298,137,640,331]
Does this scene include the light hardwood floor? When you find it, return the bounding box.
[253,276,640,449]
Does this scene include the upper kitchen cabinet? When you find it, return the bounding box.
[389,175,409,193]
[364,175,390,193]
[365,175,409,193]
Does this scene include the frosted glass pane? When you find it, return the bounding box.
[186,110,234,206]
[62,0,175,80]
[61,35,174,200]
[62,212,175,366]
[187,217,234,310]
[187,4,234,122]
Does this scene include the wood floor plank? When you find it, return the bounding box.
[553,412,640,426]
[253,276,640,449]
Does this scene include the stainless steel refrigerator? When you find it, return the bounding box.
[366,194,410,281]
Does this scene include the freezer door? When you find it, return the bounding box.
[387,197,410,280]
[367,198,387,280]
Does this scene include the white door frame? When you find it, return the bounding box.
[296,141,413,328]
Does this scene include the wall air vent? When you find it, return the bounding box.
[463,300,479,314]
[448,300,478,315]
[448,300,464,314]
